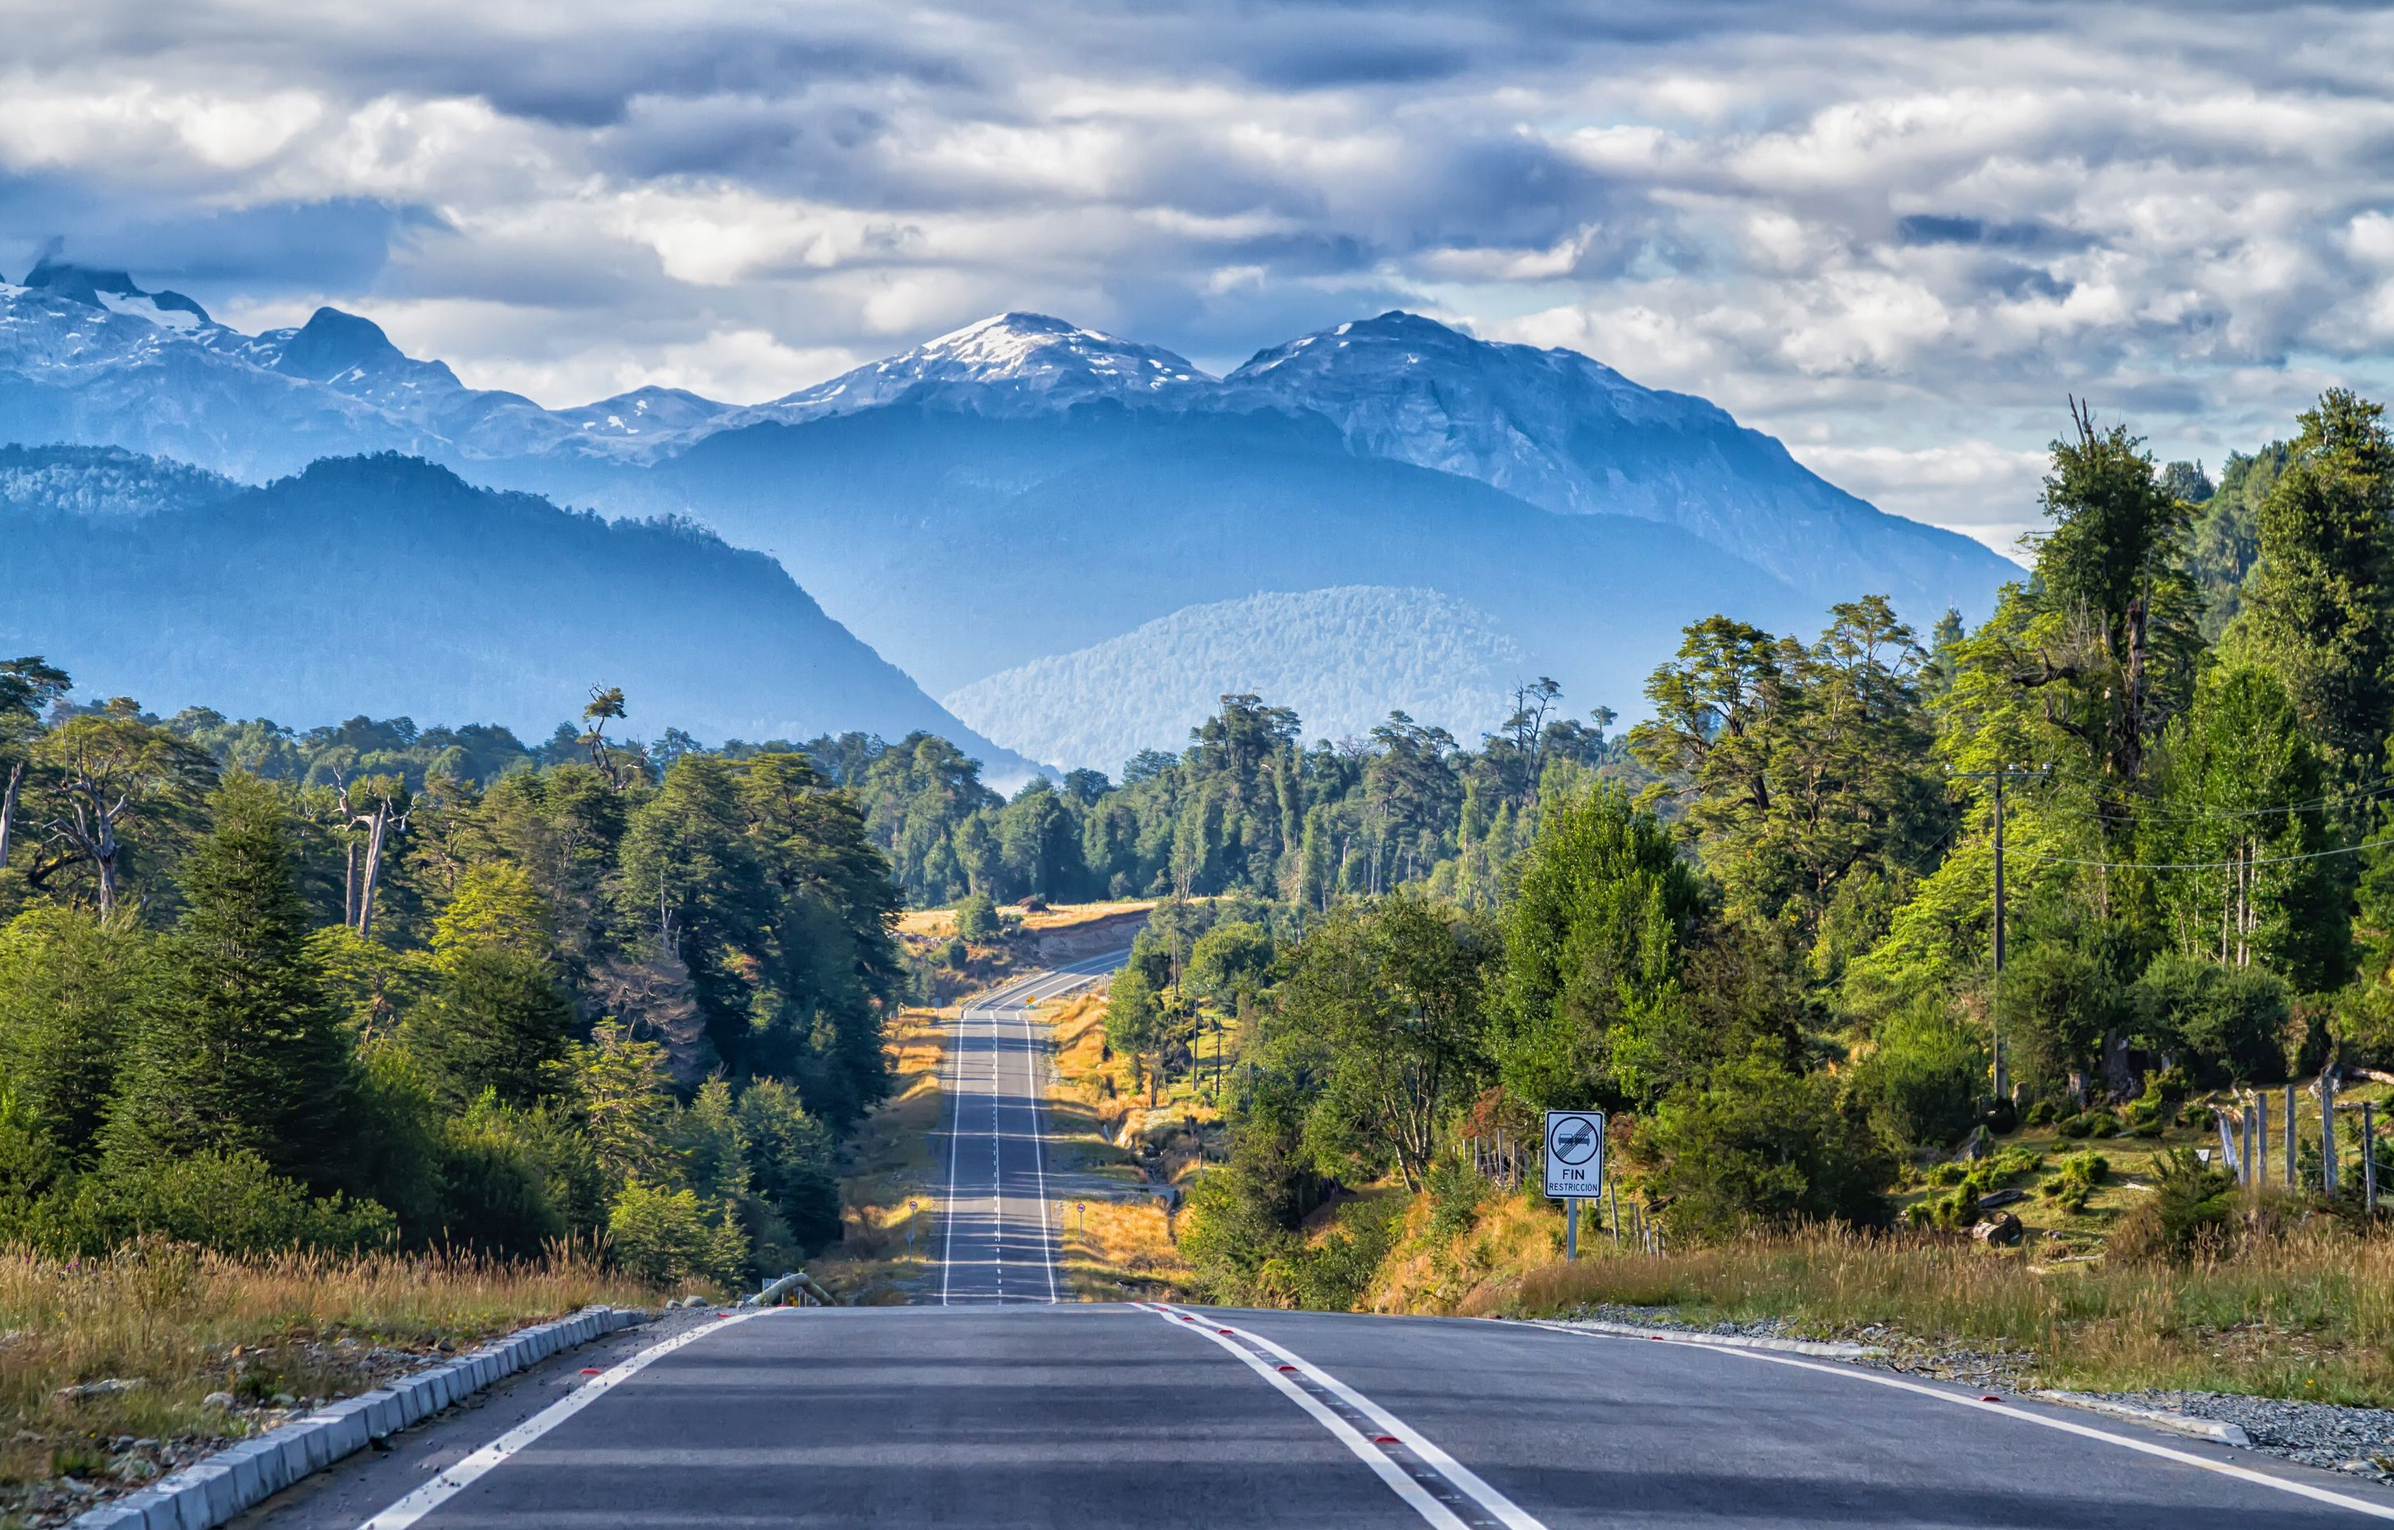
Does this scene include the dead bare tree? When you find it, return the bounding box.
[334,774,413,937]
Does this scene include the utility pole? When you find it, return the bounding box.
[1953,767,2040,1100]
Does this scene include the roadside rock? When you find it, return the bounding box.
[1971,1212,2024,1246]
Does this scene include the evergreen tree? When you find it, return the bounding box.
[105,774,356,1190]
[0,906,157,1163]
[2235,389,2394,815]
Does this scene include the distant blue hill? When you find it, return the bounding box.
[0,447,1036,776]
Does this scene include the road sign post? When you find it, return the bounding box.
[1543,1111,1605,1262]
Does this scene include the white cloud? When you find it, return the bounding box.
[5,0,2392,541]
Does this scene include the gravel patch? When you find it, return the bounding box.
[2057,1390,2394,1480]
[1541,1303,2394,1483]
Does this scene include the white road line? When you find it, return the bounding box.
[1549,1326,2394,1522]
[1016,992,1061,1303]
[1206,1310,1547,1529]
[1210,1313,1546,1530]
[990,1015,1003,1301]
[1140,1305,1479,1530]
[938,999,967,1307]
[938,951,1126,1307]
[356,1312,770,1530]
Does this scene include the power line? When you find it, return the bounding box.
[2026,835,2394,872]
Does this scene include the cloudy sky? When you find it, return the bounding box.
[5,0,2391,553]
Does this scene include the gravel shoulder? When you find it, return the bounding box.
[1536,1302,2394,1485]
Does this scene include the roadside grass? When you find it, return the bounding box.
[1502,1217,2394,1403]
[0,1241,648,1503]
[810,1005,949,1305]
[1055,1197,1188,1302]
[1040,991,1194,1299]
[896,900,1156,939]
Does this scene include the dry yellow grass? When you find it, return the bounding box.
[1483,1215,2394,1403]
[1055,1196,1189,1302]
[810,1006,950,1304]
[895,900,1156,938]
[0,1241,650,1493]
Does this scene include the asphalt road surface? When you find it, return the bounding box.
[269,1303,2394,1529]
[245,952,2394,1528]
[938,949,1128,1305]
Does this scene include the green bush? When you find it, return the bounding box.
[2108,1149,2236,1262]
[2041,1151,2110,1213]
[1845,1003,1985,1152]
[606,1178,749,1287]
[940,938,968,969]
[37,1150,396,1256]
[954,894,1001,942]
[1634,1051,1898,1239]
[2057,1109,2120,1139]
[1426,1155,1484,1242]
[1254,1195,1404,1311]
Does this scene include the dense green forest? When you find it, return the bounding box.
[1172,390,2394,1303]
[5,390,2387,1296]
[0,683,894,1284]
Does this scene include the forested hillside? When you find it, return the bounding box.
[0,448,1034,777]
[0,672,898,1285]
[941,586,1530,771]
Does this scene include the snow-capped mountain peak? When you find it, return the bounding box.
[19,257,214,329]
[743,311,1215,426]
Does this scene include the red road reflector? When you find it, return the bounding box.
[1373,1435,1400,1445]
[579,1368,602,1375]
[1218,1328,1234,1335]
[1979,1394,2000,1402]
[1276,1364,1297,1373]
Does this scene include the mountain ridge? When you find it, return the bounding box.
[0,446,1040,779]
[0,262,2007,619]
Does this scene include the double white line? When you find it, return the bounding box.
[1141,1303,1547,1530]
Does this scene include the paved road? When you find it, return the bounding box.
[252,947,2394,1528]
[937,949,1129,1305]
[296,1303,2394,1529]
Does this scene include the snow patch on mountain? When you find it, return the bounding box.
[731,311,1215,426]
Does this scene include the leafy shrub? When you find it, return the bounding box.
[2057,1110,2120,1140]
[940,938,968,969]
[45,1150,396,1256]
[2041,1152,2110,1213]
[2023,1097,2057,1127]
[1845,1003,1985,1152]
[2108,1148,2236,1263]
[1633,1051,1898,1239]
[1254,1196,1404,1311]
[954,894,1001,942]
[606,1178,748,1287]
[1426,1156,1484,1243]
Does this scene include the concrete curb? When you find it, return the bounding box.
[1527,1317,1886,1360]
[2028,1391,2253,1447]
[68,1307,652,1530]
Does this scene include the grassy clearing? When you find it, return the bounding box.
[1054,1196,1188,1302]
[1040,990,1194,1300]
[0,1241,650,1516]
[810,1006,949,1304]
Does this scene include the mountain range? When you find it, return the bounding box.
[0,445,1033,774]
[0,258,2015,772]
